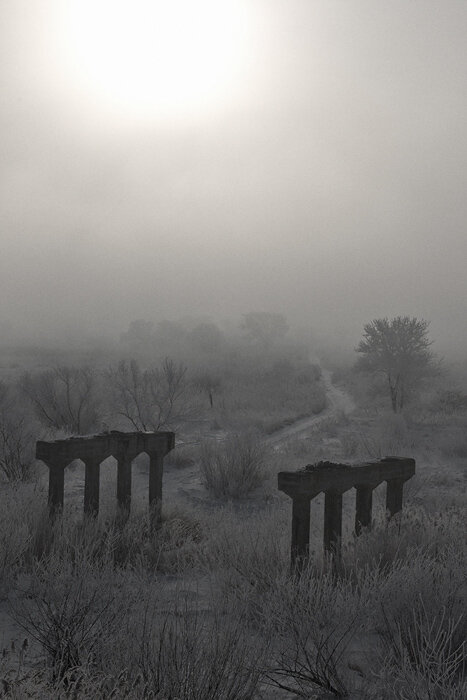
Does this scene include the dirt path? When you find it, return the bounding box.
[265,367,355,447]
[164,366,356,504]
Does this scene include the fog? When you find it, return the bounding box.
[1,0,466,357]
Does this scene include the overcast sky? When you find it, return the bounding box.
[1,0,466,355]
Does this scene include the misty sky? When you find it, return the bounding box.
[1,1,466,354]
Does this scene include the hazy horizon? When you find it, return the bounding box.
[1,1,466,359]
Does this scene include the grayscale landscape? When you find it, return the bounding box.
[1,1,466,698]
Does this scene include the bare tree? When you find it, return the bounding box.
[356,316,438,412]
[20,366,100,435]
[107,357,189,430]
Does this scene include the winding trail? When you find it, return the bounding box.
[165,366,356,503]
[265,367,355,447]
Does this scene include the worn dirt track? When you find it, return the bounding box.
[266,367,355,447]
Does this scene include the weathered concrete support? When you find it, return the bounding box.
[386,477,404,517]
[37,431,175,521]
[278,458,415,569]
[355,484,373,534]
[84,458,100,516]
[48,463,65,517]
[291,496,311,569]
[117,457,132,516]
[324,491,343,557]
[149,452,164,526]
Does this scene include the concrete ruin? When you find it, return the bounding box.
[36,431,175,521]
[278,457,415,568]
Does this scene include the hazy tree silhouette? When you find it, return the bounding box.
[356,316,438,412]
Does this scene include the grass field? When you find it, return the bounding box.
[0,348,465,698]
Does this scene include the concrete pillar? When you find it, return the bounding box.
[84,458,100,516]
[324,491,343,557]
[48,464,65,518]
[149,451,164,526]
[386,478,404,517]
[291,497,311,569]
[117,457,132,516]
[355,485,373,535]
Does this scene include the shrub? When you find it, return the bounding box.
[0,382,37,481]
[199,504,290,606]
[115,597,268,699]
[9,561,126,682]
[0,484,46,593]
[8,586,268,699]
[260,564,362,698]
[200,433,269,498]
[376,599,466,699]
[25,508,203,576]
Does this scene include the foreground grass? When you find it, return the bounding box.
[0,471,465,699]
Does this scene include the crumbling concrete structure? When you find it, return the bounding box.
[278,457,415,568]
[36,431,175,522]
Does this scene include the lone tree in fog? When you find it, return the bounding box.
[356,316,437,413]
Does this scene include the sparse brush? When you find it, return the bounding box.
[259,562,363,698]
[337,505,467,582]
[37,587,269,700]
[118,597,268,699]
[9,562,127,682]
[379,600,466,694]
[198,503,290,607]
[0,484,48,592]
[0,382,38,482]
[375,546,466,658]
[200,432,269,498]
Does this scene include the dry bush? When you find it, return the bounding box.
[200,432,270,498]
[337,505,466,580]
[0,484,47,594]
[0,382,37,482]
[374,601,466,699]
[7,584,268,699]
[9,559,128,683]
[257,564,362,698]
[376,546,466,655]
[366,544,467,699]
[109,596,268,700]
[0,489,204,587]
[24,508,204,577]
[198,503,290,607]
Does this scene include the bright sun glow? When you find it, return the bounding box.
[60,0,251,124]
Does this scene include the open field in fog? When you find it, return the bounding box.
[2,0,467,694]
[0,328,465,699]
